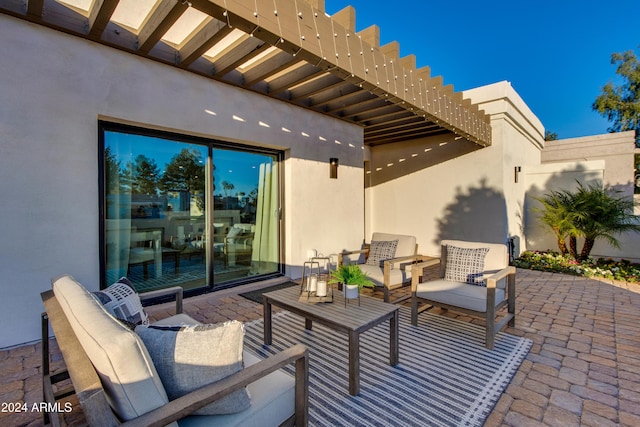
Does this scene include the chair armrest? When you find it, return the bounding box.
[410,258,442,291]
[139,286,183,314]
[338,248,369,265]
[383,254,436,269]
[121,344,309,427]
[485,266,516,289]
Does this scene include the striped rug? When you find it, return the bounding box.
[243,307,531,427]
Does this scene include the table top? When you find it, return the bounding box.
[263,285,398,332]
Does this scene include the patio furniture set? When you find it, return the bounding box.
[40,234,516,426]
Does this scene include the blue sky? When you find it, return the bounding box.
[325,0,639,139]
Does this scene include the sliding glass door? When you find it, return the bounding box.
[212,148,280,281]
[101,123,281,293]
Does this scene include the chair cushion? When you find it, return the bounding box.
[416,279,506,312]
[52,275,172,422]
[93,277,148,325]
[136,321,251,415]
[441,240,508,272]
[178,352,295,427]
[371,232,416,258]
[444,245,489,286]
[366,240,398,266]
[359,263,410,287]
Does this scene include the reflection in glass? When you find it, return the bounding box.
[212,149,279,282]
[103,128,281,292]
[104,131,207,292]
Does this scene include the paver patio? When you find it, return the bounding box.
[2,267,640,426]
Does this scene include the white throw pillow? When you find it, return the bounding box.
[444,245,490,286]
[93,277,148,325]
[135,321,251,415]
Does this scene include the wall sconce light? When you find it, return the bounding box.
[330,158,339,179]
[514,166,522,183]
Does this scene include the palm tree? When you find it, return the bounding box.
[535,189,578,256]
[536,182,640,261]
[570,183,640,261]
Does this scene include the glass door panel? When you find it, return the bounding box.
[104,131,208,292]
[212,148,280,283]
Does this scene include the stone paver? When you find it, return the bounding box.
[2,268,640,426]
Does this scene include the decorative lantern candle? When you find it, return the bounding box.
[308,274,318,293]
[316,280,327,297]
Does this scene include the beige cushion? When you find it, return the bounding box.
[441,240,508,272]
[52,275,171,422]
[178,352,295,427]
[152,313,200,327]
[371,232,416,258]
[416,279,506,312]
[136,321,251,415]
[360,264,409,287]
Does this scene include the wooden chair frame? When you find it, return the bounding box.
[410,252,516,350]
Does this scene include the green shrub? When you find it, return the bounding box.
[514,250,640,283]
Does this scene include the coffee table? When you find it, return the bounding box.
[263,286,399,396]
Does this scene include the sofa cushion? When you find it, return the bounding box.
[93,277,148,325]
[416,279,506,312]
[136,321,251,415]
[366,239,398,266]
[444,245,490,286]
[52,275,172,422]
[178,352,295,427]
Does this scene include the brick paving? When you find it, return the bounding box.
[2,268,640,426]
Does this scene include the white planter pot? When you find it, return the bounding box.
[344,284,359,299]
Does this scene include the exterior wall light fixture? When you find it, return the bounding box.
[330,158,339,179]
[514,166,522,183]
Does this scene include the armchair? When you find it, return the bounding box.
[410,240,516,349]
[338,232,432,303]
[42,276,309,427]
[128,229,162,280]
[224,224,255,267]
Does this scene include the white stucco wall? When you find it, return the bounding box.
[365,81,545,257]
[0,15,364,348]
[523,161,605,252]
[534,131,640,261]
[541,131,636,196]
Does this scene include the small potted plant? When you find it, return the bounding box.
[328,264,375,304]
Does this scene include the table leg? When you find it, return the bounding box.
[348,331,360,395]
[263,298,272,345]
[390,310,399,366]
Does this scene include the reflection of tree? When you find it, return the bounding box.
[159,148,205,211]
[221,181,235,197]
[130,154,159,195]
[104,147,122,193]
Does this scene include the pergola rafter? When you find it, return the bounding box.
[0,0,492,147]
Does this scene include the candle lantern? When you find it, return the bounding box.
[299,257,333,303]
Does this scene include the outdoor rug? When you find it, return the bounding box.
[243,307,532,427]
[238,281,299,304]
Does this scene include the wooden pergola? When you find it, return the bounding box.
[1,0,492,147]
